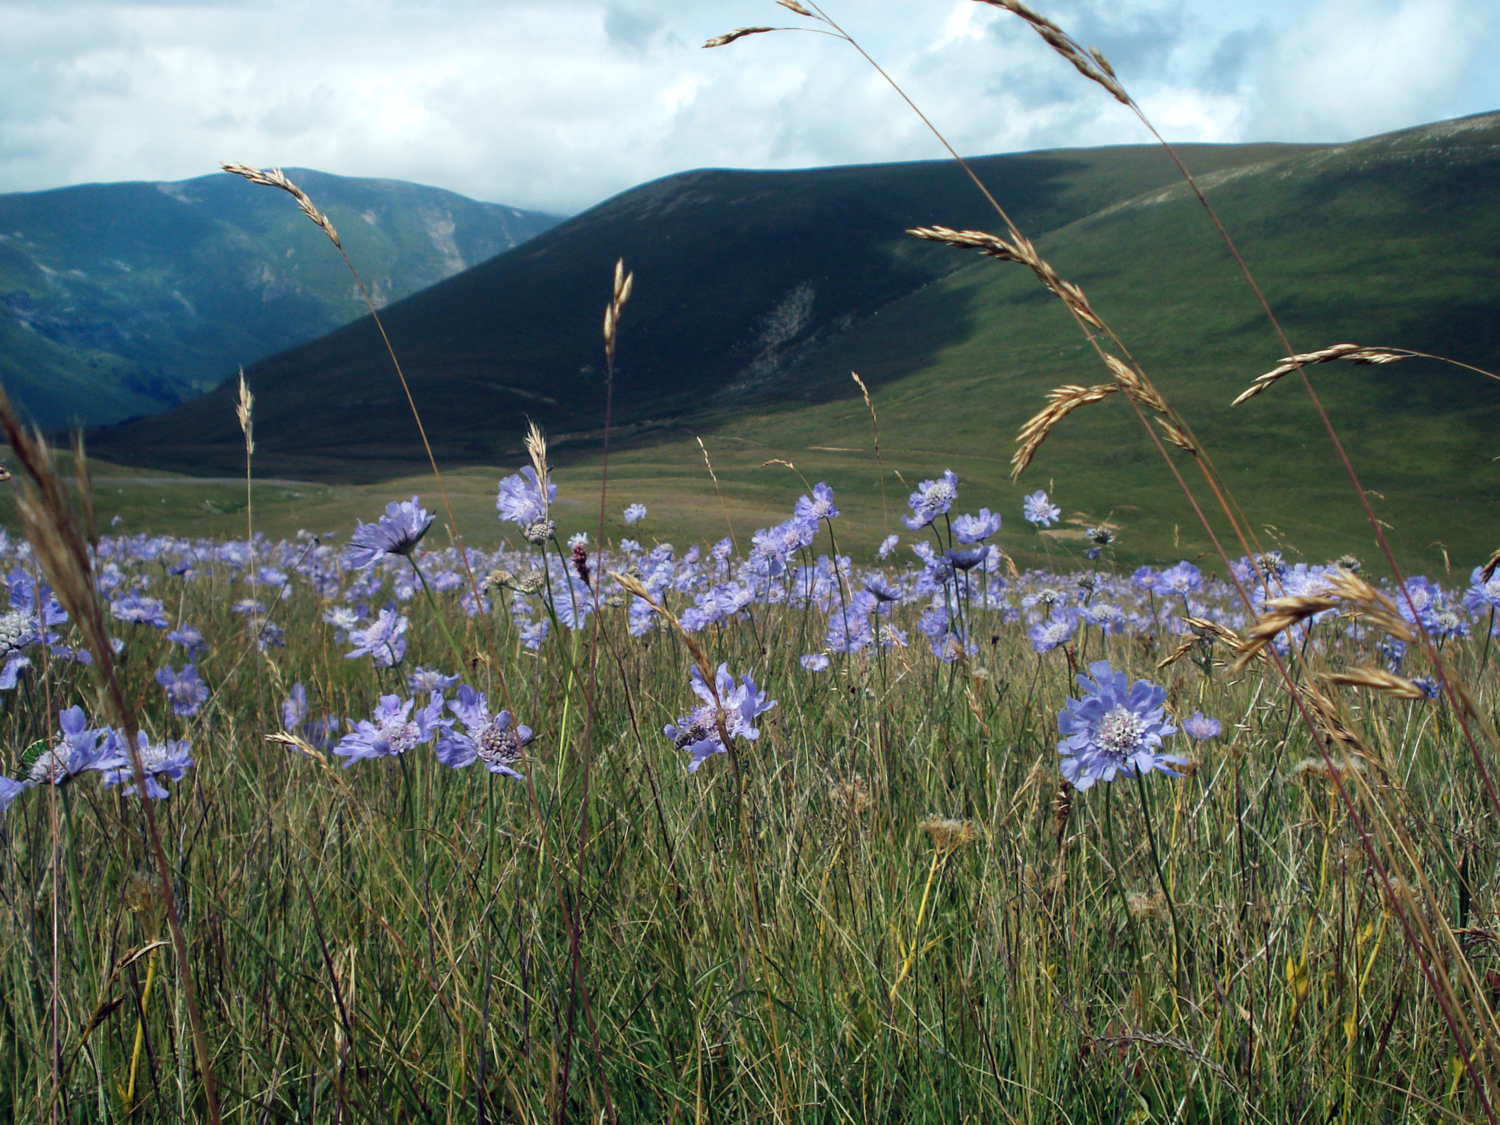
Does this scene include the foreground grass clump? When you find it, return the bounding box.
[0,465,1497,1123]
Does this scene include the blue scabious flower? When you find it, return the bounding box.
[1057,660,1185,790]
[519,618,550,649]
[1028,612,1078,653]
[1465,565,1500,614]
[334,693,448,767]
[1084,527,1116,560]
[794,482,839,525]
[435,686,533,779]
[0,777,26,816]
[952,509,1001,545]
[100,734,194,799]
[345,609,408,668]
[945,546,987,571]
[496,467,555,528]
[623,503,647,525]
[28,706,117,786]
[800,653,830,672]
[1182,711,1221,740]
[345,496,434,569]
[111,596,170,629]
[1412,676,1440,700]
[664,663,776,774]
[1023,490,1061,527]
[156,664,209,717]
[166,625,206,658]
[408,666,461,694]
[1154,561,1202,598]
[902,470,958,531]
[281,684,341,752]
[877,534,900,560]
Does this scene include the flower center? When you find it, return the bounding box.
[477,722,523,765]
[1097,706,1145,755]
[378,720,421,755]
[0,609,32,655]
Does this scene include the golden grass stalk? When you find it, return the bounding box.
[1227,595,1338,674]
[0,389,223,1123]
[850,371,889,529]
[1011,383,1119,479]
[1319,667,1429,701]
[221,162,341,249]
[907,224,1105,329]
[1230,343,1413,406]
[703,26,777,48]
[970,0,1129,105]
[603,258,634,363]
[524,420,550,518]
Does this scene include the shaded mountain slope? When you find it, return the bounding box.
[87,142,1311,478]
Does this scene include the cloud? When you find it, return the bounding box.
[0,0,1493,214]
[1244,0,1489,141]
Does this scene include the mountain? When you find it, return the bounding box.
[0,170,561,429]
[85,140,1311,479]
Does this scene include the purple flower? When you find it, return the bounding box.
[345,496,434,568]
[1084,527,1116,560]
[1023,490,1060,527]
[794,482,839,525]
[99,734,194,799]
[877,534,900,560]
[496,467,555,528]
[408,666,461,694]
[111,596,170,629]
[1057,660,1185,790]
[1182,711,1221,741]
[800,653,830,672]
[282,684,340,752]
[1028,612,1078,653]
[334,693,448,767]
[952,509,1001,545]
[435,686,533,779]
[519,618,550,650]
[1412,676,1440,700]
[623,503,647,525]
[664,663,776,774]
[345,609,408,668]
[902,470,958,531]
[1154,561,1202,598]
[0,777,26,816]
[156,664,209,717]
[1465,565,1500,613]
[166,625,206,658]
[28,706,116,786]
[945,546,987,571]
[282,683,311,730]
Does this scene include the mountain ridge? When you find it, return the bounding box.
[0,168,562,429]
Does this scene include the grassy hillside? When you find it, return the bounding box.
[86,142,1309,479]
[80,113,1500,571]
[0,170,560,429]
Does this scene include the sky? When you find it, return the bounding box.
[1,0,1496,215]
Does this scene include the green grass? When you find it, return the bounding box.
[0,515,1495,1122]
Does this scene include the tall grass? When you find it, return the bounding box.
[0,2,1497,1121]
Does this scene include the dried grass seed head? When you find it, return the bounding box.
[1012,383,1120,479]
[221,162,341,249]
[919,814,979,852]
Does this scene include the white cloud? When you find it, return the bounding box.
[1246,0,1488,141]
[0,0,1493,213]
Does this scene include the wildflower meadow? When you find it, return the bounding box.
[3,2,1500,1123]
